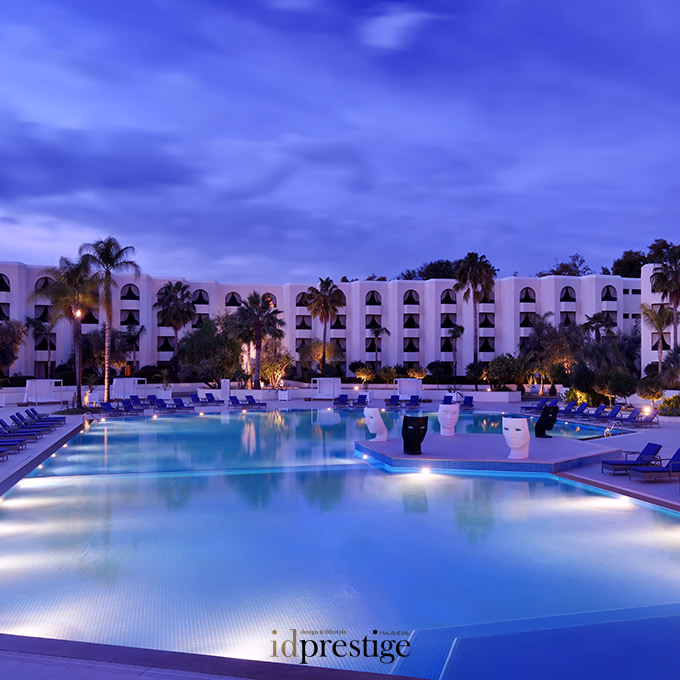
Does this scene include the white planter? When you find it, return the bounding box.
[278,390,290,401]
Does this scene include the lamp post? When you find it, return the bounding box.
[73,306,83,408]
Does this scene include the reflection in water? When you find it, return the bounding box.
[402,483,428,514]
[453,480,496,543]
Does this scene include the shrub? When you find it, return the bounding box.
[637,377,665,406]
[377,365,397,383]
[659,394,680,416]
[407,365,427,379]
[354,365,375,386]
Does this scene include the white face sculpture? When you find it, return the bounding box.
[502,417,530,459]
[438,403,460,436]
[364,407,388,442]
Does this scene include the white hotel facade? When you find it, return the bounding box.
[0,261,669,379]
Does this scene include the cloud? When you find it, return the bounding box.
[266,0,318,10]
[358,3,437,50]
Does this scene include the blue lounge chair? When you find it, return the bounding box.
[23,410,64,427]
[595,405,622,422]
[0,433,27,450]
[566,403,588,418]
[352,394,368,408]
[130,395,148,407]
[28,408,66,424]
[121,399,145,414]
[629,448,680,482]
[229,395,245,408]
[12,413,55,431]
[630,410,659,428]
[441,394,453,405]
[173,398,195,412]
[559,401,576,414]
[101,401,126,416]
[601,442,662,475]
[333,394,349,408]
[245,395,266,409]
[461,395,474,410]
[385,394,400,409]
[614,407,641,425]
[405,394,421,408]
[580,404,606,420]
[0,420,42,441]
[205,393,225,405]
[521,398,546,412]
[190,393,209,405]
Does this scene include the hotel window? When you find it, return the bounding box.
[296,315,312,330]
[295,338,307,351]
[296,292,310,307]
[34,334,57,351]
[440,313,457,328]
[157,337,175,352]
[603,310,617,327]
[225,291,242,307]
[403,314,420,329]
[519,312,536,328]
[120,309,140,326]
[34,276,54,293]
[440,337,454,352]
[366,314,382,330]
[34,305,51,322]
[262,292,277,307]
[157,311,170,327]
[403,337,420,352]
[601,285,617,302]
[192,289,209,305]
[366,338,378,353]
[560,286,576,302]
[623,313,630,319]
[651,333,671,351]
[331,315,346,330]
[192,313,209,328]
[403,289,419,305]
[632,288,641,295]
[0,303,9,320]
[82,309,99,324]
[480,291,495,303]
[519,287,536,303]
[366,290,381,305]
[440,289,456,304]
[623,289,630,294]
[632,313,641,320]
[560,311,576,326]
[334,338,346,351]
[479,313,495,328]
[120,283,140,301]
[0,273,10,292]
[479,337,495,353]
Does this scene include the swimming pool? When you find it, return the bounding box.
[0,411,677,677]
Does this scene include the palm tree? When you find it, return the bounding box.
[230,292,285,388]
[453,253,498,364]
[640,303,673,374]
[25,317,55,379]
[125,323,146,372]
[651,247,680,348]
[39,256,99,407]
[448,322,465,374]
[80,237,140,401]
[306,277,345,369]
[153,281,196,377]
[582,312,616,343]
[370,325,391,368]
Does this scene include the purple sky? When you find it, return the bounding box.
[1,0,679,282]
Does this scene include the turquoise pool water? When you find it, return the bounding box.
[0,411,678,677]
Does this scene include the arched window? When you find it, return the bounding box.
[560,286,576,303]
[34,276,53,292]
[263,292,277,307]
[121,283,140,301]
[601,285,617,302]
[225,291,242,307]
[296,292,309,307]
[366,290,381,305]
[440,289,456,304]
[192,289,209,305]
[519,287,536,303]
[403,289,419,305]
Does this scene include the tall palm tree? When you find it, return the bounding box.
[153,281,196,377]
[651,247,680,348]
[448,322,465,374]
[80,237,140,401]
[230,292,285,388]
[306,277,345,369]
[582,312,616,343]
[453,253,498,364]
[25,317,55,379]
[640,303,673,374]
[370,325,391,368]
[40,256,99,407]
[125,323,146,372]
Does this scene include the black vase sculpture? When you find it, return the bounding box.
[534,406,559,438]
[402,415,428,455]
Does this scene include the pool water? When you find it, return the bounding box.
[0,411,677,676]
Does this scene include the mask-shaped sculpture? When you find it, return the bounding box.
[534,406,559,438]
[363,407,388,442]
[438,403,459,436]
[502,417,530,459]
[402,415,428,455]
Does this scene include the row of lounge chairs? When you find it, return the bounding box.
[521,398,659,427]
[0,408,67,461]
[601,442,680,482]
[333,393,475,410]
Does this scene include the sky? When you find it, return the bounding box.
[1,0,680,283]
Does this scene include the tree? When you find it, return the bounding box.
[453,253,498,364]
[407,365,427,379]
[485,353,519,390]
[0,320,27,376]
[125,323,146,370]
[297,337,344,370]
[651,245,680,348]
[25,317,55,378]
[427,360,452,387]
[82,328,131,375]
[637,376,664,407]
[448,323,465,374]
[399,259,458,280]
[605,370,637,404]
[582,312,616,343]
[611,250,646,278]
[465,361,485,390]
[640,303,673,374]
[661,345,680,388]
[377,365,397,383]
[370,324,391,368]
[537,253,593,277]
[354,364,375,387]
[230,291,285,388]
[80,237,140,401]
[153,281,196,378]
[39,256,99,406]
[260,339,294,388]
[647,238,676,264]
[306,278,344,369]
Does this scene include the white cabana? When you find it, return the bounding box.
[24,379,66,405]
[111,377,148,400]
[394,378,423,400]
[311,377,342,400]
